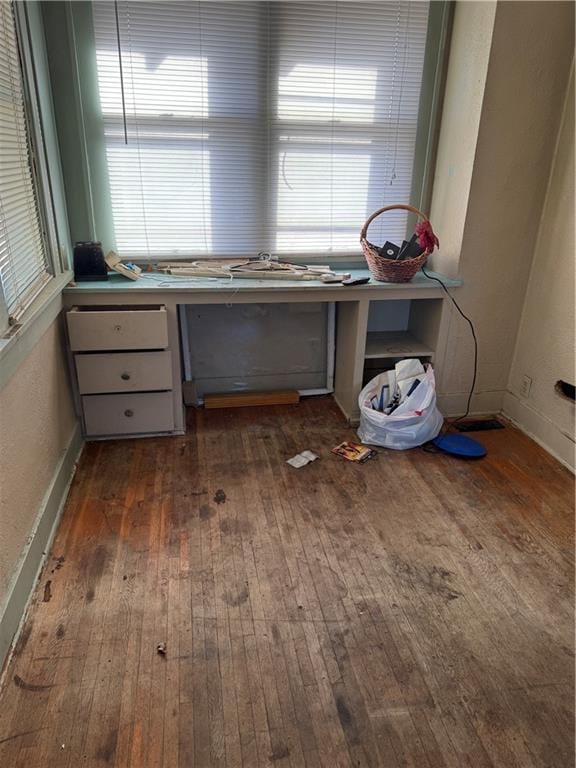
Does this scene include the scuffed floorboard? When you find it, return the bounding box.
[0,398,573,767]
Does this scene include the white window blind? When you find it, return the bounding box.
[93,1,429,259]
[0,1,50,317]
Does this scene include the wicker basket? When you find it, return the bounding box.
[360,203,432,283]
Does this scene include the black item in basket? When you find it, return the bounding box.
[397,234,424,261]
[378,241,400,259]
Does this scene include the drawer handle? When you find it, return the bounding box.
[124,409,134,418]
[121,372,131,381]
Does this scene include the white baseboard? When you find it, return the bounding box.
[436,389,505,417]
[502,391,575,472]
[0,423,84,672]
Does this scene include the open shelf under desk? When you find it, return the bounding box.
[364,330,433,360]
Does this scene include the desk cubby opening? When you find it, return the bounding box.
[362,297,443,384]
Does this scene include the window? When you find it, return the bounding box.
[0,1,51,320]
[93,1,431,259]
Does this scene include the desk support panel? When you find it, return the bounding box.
[334,299,369,423]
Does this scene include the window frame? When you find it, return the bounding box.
[49,0,453,268]
[0,1,67,334]
[0,1,73,386]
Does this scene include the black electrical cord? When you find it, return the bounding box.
[421,265,478,428]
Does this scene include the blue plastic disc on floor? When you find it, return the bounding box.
[432,433,487,458]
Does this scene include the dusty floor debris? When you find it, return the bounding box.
[286,450,318,468]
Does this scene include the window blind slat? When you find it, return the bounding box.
[93,0,429,258]
[0,1,50,318]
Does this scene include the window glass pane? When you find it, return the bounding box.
[93,1,429,258]
[0,2,50,317]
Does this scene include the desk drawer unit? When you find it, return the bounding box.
[82,392,174,437]
[75,351,173,394]
[66,304,177,439]
[67,305,168,351]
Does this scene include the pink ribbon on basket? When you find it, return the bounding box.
[415,220,439,253]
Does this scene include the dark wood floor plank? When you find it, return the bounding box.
[0,399,573,768]
[230,622,260,767]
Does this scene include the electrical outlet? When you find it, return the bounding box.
[520,375,532,398]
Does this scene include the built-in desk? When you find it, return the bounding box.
[63,268,460,438]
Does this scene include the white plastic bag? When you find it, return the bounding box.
[357,365,443,450]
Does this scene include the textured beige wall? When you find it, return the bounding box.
[429,1,497,279]
[430,1,575,415]
[0,318,77,598]
[505,65,575,467]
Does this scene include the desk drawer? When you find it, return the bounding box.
[82,391,174,437]
[75,351,172,394]
[67,305,168,351]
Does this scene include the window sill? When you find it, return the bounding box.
[0,270,73,390]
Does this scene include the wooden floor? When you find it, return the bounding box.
[0,399,573,768]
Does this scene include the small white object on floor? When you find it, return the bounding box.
[286,450,319,468]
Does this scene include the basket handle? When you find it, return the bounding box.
[360,204,429,241]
